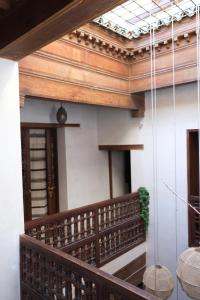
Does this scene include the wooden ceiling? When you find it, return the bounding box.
[0,0,127,60]
[0,0,10,13]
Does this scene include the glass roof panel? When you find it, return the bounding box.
[94,0,200,39]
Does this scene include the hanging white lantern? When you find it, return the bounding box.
[143,265,174,300]
[177,247,200,300]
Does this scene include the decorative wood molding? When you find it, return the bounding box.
[64,29,132,62]
[20,73,142,110]
[126,31,195,63]
[60,26,197,63]
[34,50,129,81]
[20,69,129,96]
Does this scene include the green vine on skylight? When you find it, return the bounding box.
[138,187,149,230]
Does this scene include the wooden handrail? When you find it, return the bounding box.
[25,192,139,229]
[25,192,146,267]
[21,235,158,300]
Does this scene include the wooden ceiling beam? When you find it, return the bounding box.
[0,0,126,60]
[0,0,10,11]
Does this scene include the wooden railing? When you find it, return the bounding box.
[21,234,158,300]
[25,193,146,267]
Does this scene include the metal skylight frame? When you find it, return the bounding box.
[94,0,200,39]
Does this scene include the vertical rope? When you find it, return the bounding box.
[153,26,159,267]
[150,15,158,292]
[150,18,156,269]
[150,18,159,271]
[171,8,179,300]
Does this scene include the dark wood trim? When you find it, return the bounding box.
[187,129,192,246]
[21,122,80,128]
[99,144,144,151]
[187,129,200,246]
[21,128,32,222]
[108,150,113,199]
[0,0,126,60]
[21,126,59,221]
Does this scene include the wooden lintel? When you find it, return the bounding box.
[99,145,144,151]
[0,0,127,60]
[21,122,80,129]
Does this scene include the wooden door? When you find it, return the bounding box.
[21,127,59,221]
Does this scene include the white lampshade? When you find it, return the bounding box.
[177,247,200,300]
[143,265,174,300]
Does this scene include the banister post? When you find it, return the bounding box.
[94,208,100,267]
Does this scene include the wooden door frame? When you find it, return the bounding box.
[187,129,198,246]
[21,125,59,221]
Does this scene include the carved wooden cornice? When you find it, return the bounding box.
[131,30,196,62]
[63,29,132,62]
[63,27,197,63]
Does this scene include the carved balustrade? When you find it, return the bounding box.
[21,234,157,300]
[25,193,145,267]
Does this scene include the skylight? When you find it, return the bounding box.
[94,0,200,39]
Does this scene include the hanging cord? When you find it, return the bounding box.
[162,181,200,216]
[150,17,157,269]
[150,15,157,292]
[150,18,159,293]
[153,25,159,267]
[171,8,179,300]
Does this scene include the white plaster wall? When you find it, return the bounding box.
[0,59,24,300]
[97,107,143,145]
[65,104,109,208]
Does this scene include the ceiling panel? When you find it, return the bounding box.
[94,0,200,39]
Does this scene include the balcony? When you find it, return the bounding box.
[20,192,158,300]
